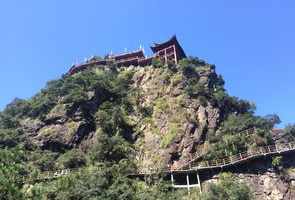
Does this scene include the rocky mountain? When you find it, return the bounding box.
[1,57,294,199]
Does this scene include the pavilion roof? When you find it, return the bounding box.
[150,35,186,58]
[112,49,145,61]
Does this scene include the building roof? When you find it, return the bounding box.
[112,49,145,61]
[150,35,186,58]
[68,36,187,75]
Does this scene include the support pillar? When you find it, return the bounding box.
[171,173,175,187]
[196,171,202,194]
[164,49,168,64]
[186,174,190,196]
[173,45,177,64]
[239,153,243,160]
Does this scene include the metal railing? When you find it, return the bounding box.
[20,128,295,182]
[20,141,295,182]
[183,142,295,171]
[175,127,257,170]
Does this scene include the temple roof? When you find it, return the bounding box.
[112,49,145,61]
[150,35,186,58]
[68,36,186,75]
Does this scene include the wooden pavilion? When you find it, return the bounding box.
[151,35,186,64]
[68,35,186,75]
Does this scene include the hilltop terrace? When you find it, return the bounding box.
[68,35,186,75]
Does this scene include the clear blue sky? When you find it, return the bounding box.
[0,1,294,127]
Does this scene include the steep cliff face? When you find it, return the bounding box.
[130,65,221,171]
[18,62,224,171]
[2,57,290,199]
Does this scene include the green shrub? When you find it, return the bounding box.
[33,151,58,171]
[272,156,283,168]
[1,98,31,118]
[0,129,22,148]
[213,89,227,102]
[57,149,87,169]
[161,123,180,148]
[171,73,183,86]
[0,98,31,128]
[179,57,207,67]
[90,131,133,164]
[205,112,275,160]
[185,80,205,98]
[198,96,208,107]
[0,148,26,200]
[202,173,253,200]
[154,97,169,113]
[181,64,198,78]
[284,124,295,141]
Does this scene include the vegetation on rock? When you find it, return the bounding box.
[202,173,253,200]
[0,57,283,199]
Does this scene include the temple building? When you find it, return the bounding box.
[109,49,145,67]
[68,35,186,75]
[151,35,186,65]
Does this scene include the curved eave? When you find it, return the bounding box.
[150,35,186,58]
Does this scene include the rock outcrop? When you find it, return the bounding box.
[130,65,221,171]
[11,61,293,199]
[18,64,222,172]
[202,155,295,200]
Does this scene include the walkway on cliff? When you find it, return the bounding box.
[20,128,295,183]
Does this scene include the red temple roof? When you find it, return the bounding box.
[150,35,186,59]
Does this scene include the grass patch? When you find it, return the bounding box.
[154,97,169,113]
[161,123,180,148]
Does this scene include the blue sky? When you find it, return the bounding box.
[0,1,294,127]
